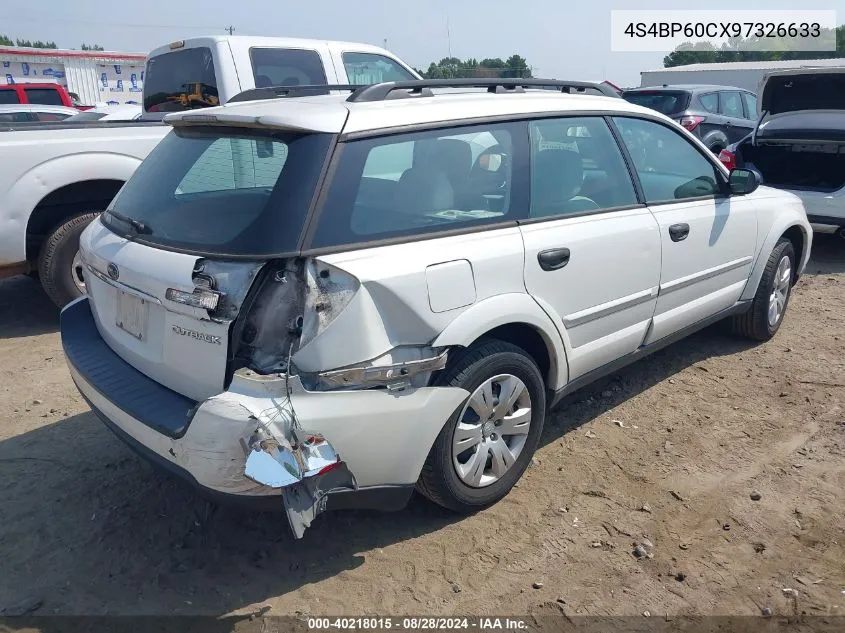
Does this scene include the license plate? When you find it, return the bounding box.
[115,290,148,341]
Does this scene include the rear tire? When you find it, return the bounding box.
[709,144,724,155]
[731,238,795,341]
[37,212,100,308]
[416,339,546,513]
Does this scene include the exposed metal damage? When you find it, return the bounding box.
[212,369,357,538]
[216,257,458,536]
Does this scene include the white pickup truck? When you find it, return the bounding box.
[0,35,420,306]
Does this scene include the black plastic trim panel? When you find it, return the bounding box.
[61,297,197,439]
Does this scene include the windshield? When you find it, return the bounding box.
[623,90,691,115]
[144,47,218,113]
[102,127,333,256]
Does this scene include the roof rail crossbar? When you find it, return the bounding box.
[346,78,620,102]
[228,84,365,104]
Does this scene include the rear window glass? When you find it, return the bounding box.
[35,111,72,121]
[622,90,690,115]
[24,88,64,106]
[312,122,524,249]
[0,112,31,122]
[250,48,327,88]
[144,47,218,113]
[0,89,21,105]
[65,111,107,122]
[342,52,415,84]
[103,128,333,256]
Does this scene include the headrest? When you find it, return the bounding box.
[532,149,584,206]
[394,166,454,213]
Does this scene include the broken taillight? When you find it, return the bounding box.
[298,260,360,350]
[317,461,344,476]
[231,258,360,375]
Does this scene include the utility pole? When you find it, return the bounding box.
[225,25,235,35]
[383,38,388,50]
[446,16,451,58]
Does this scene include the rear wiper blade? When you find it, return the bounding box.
[108,210,151,235]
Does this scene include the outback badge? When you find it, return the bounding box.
[171,324,222,345]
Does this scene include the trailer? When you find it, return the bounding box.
[640,58,845,92]
[0,45,146,107]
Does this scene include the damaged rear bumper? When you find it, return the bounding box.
[61,298,468,537]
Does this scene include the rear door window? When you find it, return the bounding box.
[250,48,327,88]
[143,47,218,113]
[0,88,20,104]
[312,121,526,249]
[698,93,718,113]
[742,92,758,119]
[529,117,638,217]
[719,91,745,118]
[341,52,415,84]
[23,88,64,106]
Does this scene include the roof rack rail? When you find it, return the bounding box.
[346,78,621,103]
[228,84,365,104]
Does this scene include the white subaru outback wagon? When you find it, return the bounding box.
[61,79,812,538]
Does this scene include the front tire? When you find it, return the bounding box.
[37,212,100,308]
[416,339,546,513]
[731,238,795,341]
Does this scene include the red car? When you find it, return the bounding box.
[0,82,92,109]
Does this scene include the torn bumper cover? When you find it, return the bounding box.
[243,429,357,538]
[60,298,470,539]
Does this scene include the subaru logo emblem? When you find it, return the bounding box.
[107,263,119,281]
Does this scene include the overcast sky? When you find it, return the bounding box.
[0,0,839,87]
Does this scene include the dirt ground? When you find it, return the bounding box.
[0,234,843,620]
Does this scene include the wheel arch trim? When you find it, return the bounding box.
[432,293,570,390]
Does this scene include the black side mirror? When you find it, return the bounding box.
[729,168,759,195]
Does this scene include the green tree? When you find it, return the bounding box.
[664,25,845,67]
[81,43,105,51]
[0,34,13,46]
[503,54,531,78]
[419,55,532,79]
[14,38,57,48]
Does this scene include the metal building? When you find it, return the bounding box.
[640,58,845,92]
[0,45,146,105]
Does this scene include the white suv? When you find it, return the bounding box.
[60,79,812,538]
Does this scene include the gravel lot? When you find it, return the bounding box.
[1,234,843,619]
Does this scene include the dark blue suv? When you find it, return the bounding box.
[622,85,758,154]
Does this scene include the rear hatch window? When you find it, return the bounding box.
[144,47,219,113]
[622,90,691,116]
[102,127,333,256]
[0,88,20,105]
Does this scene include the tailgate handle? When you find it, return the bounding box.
[669,223,690,242]
[538,248,571,271]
